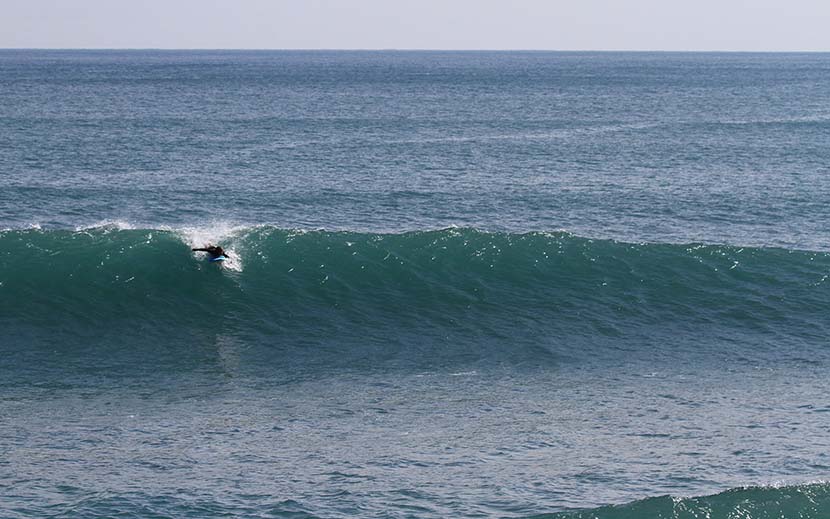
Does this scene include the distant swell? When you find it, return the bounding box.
[3,226,829,369]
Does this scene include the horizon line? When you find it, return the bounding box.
[1,47,830,53]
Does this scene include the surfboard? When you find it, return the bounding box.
[209,255,227,262]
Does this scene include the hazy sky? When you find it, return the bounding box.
[2,0,829,51]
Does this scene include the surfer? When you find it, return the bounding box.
[192,245,226,259]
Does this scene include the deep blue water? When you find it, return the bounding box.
[2,50,830,518]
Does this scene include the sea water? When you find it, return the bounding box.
[2,50,830,518]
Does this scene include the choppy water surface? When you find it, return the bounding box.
[2,51,830,518]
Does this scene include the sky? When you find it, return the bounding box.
[1,0,829,51]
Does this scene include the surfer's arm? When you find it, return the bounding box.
[192,248,209,252]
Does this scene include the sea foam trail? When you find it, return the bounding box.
[2,226,829,368]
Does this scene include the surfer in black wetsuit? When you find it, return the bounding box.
[192,245,226,259]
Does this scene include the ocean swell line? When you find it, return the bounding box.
[3,226,828,366]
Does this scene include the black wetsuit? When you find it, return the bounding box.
[192,246,225,259]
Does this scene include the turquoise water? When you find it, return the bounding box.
[2,51,830,518]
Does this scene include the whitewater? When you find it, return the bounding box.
[3,50,830,518]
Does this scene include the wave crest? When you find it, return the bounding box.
[539,482,830,519]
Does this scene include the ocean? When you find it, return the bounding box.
[2,50,830,518]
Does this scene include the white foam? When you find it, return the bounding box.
[218,249,243,272]
[74,220,137,232]
[173,221,247,248]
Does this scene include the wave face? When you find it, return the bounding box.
[3,226,830,372]
[541,483,830,519]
